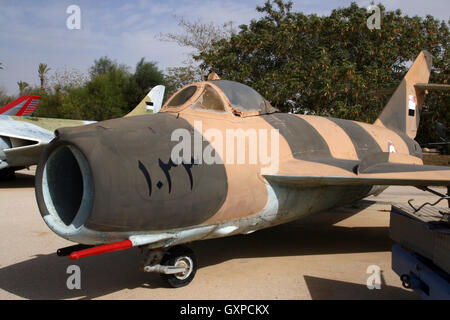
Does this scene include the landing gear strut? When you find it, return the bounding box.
[142,245,197,288]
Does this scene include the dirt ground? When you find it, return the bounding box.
[0,167,446,300]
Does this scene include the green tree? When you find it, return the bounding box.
[33,88,65,118]
[17,81,29,95]
[198,1,449,143]
[58,56,167,121]
[61,66,131,121]
[0,86,13,106]
[33,67,88,118]
[89,56,128,77]
[38,63,51,91]
[126,58,165,110]
[35,58,135,120]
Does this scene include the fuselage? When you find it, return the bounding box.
[34,107,423,245]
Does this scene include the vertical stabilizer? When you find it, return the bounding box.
[374,51,433,139]
[125,85,165,117]
[0,95,41,116]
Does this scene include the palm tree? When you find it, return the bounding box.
[17,81,29,95]
[38,63,51,90]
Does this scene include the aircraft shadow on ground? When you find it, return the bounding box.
[0,199,397,299]
[193,201,392,269]
[0,250,164,300]
[303,275,417,300]
[0,172,35,189]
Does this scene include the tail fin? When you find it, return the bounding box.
[125,85,165,117]
[0,95,41,116]
[374,51,433,139]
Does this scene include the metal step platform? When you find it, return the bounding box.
[390,203,450,299]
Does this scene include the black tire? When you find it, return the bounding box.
[160,246,197,288]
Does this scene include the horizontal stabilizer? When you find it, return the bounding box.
[357,152,422,174]
[414,83,450,91]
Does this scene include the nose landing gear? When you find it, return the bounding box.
[59,240,199,288]
[142,245,197,288]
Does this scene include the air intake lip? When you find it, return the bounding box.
[35,141,93,238]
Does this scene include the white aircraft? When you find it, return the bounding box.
[0,86,165,179]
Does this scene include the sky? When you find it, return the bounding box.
[0,0,448,95]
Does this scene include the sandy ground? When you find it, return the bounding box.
[0,167,446,300]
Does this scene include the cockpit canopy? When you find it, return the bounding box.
[162,80,278,117]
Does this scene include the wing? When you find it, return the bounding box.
[0,116,94,169]
[0,116,53,169]
[265,153,450,187]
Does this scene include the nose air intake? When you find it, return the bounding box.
[36,142,93,234]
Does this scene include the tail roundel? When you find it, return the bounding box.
[0,95,41,116]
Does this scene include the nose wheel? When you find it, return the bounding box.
[142,245,197,288]
[160,246,197,288]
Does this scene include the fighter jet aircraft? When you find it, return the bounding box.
[34,51,450,287]
[0,86,165,180]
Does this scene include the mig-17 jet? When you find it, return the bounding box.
[34,51,449,287]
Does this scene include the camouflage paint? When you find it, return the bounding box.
[34,51,450,248]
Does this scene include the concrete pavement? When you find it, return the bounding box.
[1,167,444,300]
